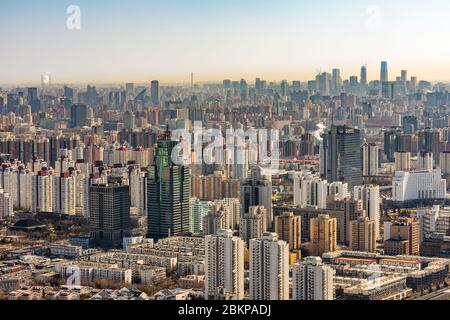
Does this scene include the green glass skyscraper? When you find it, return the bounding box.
[147,129,191,240]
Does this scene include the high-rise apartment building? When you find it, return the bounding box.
[349,216,377,253]
[240,206,267,244]
[292,256,335,300]
[362,143,379,177]
[395,151,411,172]
[309,214,337,256]
[274,212,301,251]
[354,185,381,239]
[205,229,245,300]
[249,233,290,300]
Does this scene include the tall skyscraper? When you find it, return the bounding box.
[249,233,290,300]
[292,256,335,300]
[322,125,362,189]
[89,176,131,248]
[360,65,368,95]
[205,229,245,300]
[332,68,342,94]
[70,104,88,128]
[309,214,337,256]
[147,129,191,240]
[151,80,160,105]
[27,87,40,113]
[380,61,389,83]
[274,212,301,252]
[349,216,377,253]
[31,169,53,213]
[360,65,368,86]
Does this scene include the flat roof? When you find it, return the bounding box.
[335,257,377,264]
[380,258,420,264]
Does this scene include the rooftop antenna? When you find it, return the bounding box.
[191,72,194,91]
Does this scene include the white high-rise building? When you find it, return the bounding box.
[53,173,76,215]
[240,206,267,244]
[215,198,241,230]
[354,185,381,239]
[392,170,446,203]
[249,233,289,300]
[128,167,147,216]
[0,188,13,220]
[362,143,379,177]
[32,169,54,213]
[54,153,76,175]
[294,172,348,209]
[0,165,33,211]
[74,171,89,217]
[231,139,249,180]
[205,229,245,300]
[189,198,212,235]
[292,256,335,300]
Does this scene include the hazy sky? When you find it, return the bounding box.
[1,0,450,84]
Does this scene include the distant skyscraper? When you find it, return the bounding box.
[332,68,342,94]
[125,83,134,93]
[322,125,362,189]
[147,129,191,240]
[360,65,368,86]
[70,104,88,128]
[360,65,368,95]
[151,80,160,105]
[292,256,335,300]
[249,233,290,300]
[27,87,40,113]
[401,70,408,82]
[239,79,248,100]
[89,176,131,248]
[380,61,389,83]
[205,229,245,300]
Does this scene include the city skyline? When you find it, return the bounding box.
[2,0,450,84]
